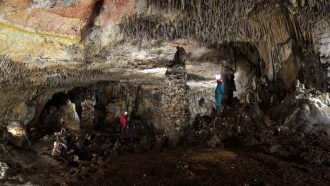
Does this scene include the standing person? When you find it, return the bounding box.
[215,79,225,116]
[120,111,128,134]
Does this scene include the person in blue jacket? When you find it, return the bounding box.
[215,79,225,116]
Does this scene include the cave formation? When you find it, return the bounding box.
[0,0,330,185]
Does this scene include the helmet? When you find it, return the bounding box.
[124,111,128,115]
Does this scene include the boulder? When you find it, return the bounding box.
[7,121,28,147]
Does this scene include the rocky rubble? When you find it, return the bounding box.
[0,118,164,184]
[267,84,330,164]
[38,119,162,165]
[184,101,274,148]
[184,83,330,165]
[51,128,70,158]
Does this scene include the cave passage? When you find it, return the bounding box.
[29,82,161,146]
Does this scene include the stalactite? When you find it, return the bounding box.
[121,0,330,46]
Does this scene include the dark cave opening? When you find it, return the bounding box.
[32,87,106,141]
[43,92,69,109]
[33,92,71,140]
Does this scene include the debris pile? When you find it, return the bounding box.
[51,128,70,158]
[184,101,274,148]
[35,117,163,167]
[184,84,330,165]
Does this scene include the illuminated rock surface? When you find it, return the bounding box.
[0,0,329,185]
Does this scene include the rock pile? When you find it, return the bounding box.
[267,85,330,164]
[184,101,274,148]
[51,129,69,158]
[162,47,189,146]
[184,83,330,165]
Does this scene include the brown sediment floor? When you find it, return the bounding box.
[2,146,330,186]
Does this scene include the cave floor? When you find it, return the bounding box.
[2,146,330,186]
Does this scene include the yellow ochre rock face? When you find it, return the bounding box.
[0,21,80,42]
[0,19,80,62]
[0,0,97,63]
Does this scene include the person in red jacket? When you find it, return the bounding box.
[120,111,128,133]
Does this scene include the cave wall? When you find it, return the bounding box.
[1,0,330,141]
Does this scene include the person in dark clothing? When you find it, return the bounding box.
[215,79,225,116]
